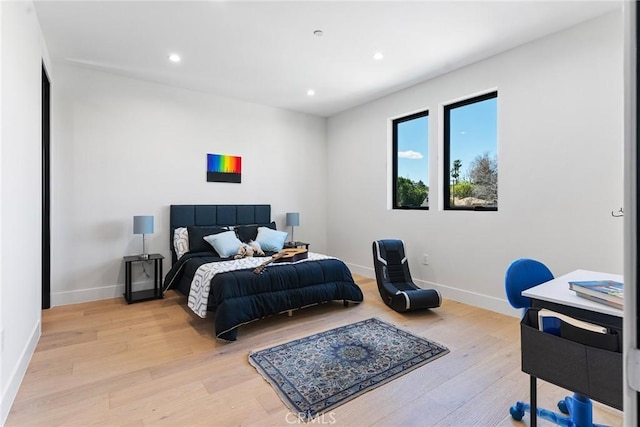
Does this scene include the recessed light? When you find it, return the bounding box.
[168,53,181,63]
[373,52,384,61]
[307,89,315,96]
[313,30,323,37]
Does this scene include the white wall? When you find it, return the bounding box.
[1,1,44,423]
[51,65,327,305]
[327,12,624,316]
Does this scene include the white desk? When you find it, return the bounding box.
[518,268,623,425]
[522,269,623,318]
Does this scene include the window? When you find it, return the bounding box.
[392,110,429,209]
[443,92,498,210]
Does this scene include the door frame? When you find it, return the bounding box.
[42,62,50,310]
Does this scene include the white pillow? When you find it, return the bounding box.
[203,230,244,258]
[255,226,288,252]
[173,227,189,259]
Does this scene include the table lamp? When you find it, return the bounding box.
[286,212,299,244]
[133,215,154,259]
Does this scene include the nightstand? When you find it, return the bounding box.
[284,241,310,250]
[123,253,164,303]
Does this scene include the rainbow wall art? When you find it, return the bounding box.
[207,153,242,183]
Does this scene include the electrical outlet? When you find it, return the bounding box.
[422,254,429,265]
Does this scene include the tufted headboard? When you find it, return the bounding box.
[169,204,271,264]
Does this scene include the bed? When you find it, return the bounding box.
[162,204,363,341]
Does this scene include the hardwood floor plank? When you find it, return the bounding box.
[9,369,153,417]
[5,275,623,426]
[108,381,210,419]
[370,396,453,427]
[8,391,111,427]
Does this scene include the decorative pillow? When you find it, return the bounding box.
[234,222,277,243]
[187,226,227,253]
[203,230,244,258]
[173,227,189,260]
[255,226,288,252]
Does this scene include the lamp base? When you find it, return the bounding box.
[138,253,149,260]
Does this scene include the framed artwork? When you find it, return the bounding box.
[207,153,241,183]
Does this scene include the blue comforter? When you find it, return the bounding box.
[163,252,364,341]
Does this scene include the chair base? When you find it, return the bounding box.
[386,288,441,312]
[509,393,607,427]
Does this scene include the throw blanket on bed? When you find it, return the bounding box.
[188,252,335,317]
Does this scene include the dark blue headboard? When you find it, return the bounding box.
[170,204,271,263]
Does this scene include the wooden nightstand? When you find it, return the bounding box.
[123,253,164,303]
[284,241,310,250]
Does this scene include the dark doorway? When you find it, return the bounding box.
[42,63,50,309]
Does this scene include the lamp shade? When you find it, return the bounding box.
[133,215,154,235]
[286,212,300,227]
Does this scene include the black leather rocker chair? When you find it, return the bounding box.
[372,239,442,312]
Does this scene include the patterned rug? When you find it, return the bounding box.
[248,317,449,420]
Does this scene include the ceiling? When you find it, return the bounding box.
[34,1,621,117]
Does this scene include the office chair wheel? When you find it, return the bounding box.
[557,399,569,415]
[509,402,525,421]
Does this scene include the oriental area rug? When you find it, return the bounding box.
[248,317,449,421]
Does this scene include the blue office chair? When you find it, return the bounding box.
[505,258,554,315]
[505,258,606,427]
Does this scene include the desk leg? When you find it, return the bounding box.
[159,259,163,297]
[530,375,537,427]
[155,259,162,298]
[125,262,131,303]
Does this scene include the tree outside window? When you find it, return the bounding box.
[444,92,498,210]
[392,111,429,210]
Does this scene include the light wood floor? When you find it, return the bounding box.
[6,276,623,426]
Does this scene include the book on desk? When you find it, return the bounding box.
[568,279,623,309]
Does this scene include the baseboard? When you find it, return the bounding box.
[346,262,377,280]
[1,320,40,425]
[51,280,154,306]
[346,262,519,318]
